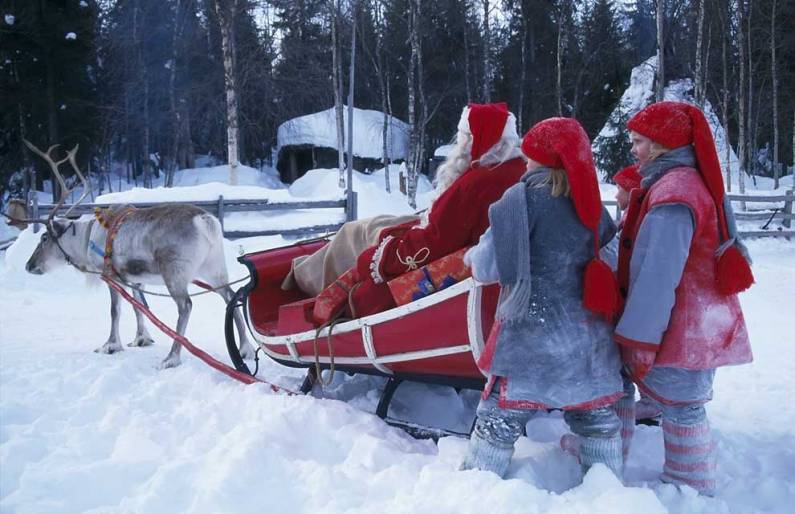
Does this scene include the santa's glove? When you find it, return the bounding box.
[620,345,657,381]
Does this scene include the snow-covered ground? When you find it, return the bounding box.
[2,164,794,513]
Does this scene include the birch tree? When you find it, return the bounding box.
[694,0,705,106]
[482,0,492,102]
[215,0,240,185]
[771,0,780,188]
[737,0,747,201]
[330,1,346,188]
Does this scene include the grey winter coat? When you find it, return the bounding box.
[466,169,623,409]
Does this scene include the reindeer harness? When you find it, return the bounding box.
[91,206,138,278]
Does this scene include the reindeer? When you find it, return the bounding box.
[21,140,255,368]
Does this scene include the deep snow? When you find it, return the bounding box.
[1,165,794,514]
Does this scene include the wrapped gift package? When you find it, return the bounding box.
[387,248,471,306]
[312,267,359,325]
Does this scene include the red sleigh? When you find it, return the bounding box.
[224,238,500,436]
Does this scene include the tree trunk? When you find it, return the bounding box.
[695,0,705,106]
[346,2,356,203]
[406,0,421,209]
[482,0,491,102]
[771,0,780,188]
[330,1,345,188]
[518,9,527,130]
[167,0,184,188]
[737,0,747,203]
[746,0,754,180]
[45,56,60,202]
[215,0,240,185]
[386,66,394,192]
[656,0,665,101]
[556,9,564,116]
[463,2,471,103]
[722,6,731,192]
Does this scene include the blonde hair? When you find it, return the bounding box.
[533,168,571,197]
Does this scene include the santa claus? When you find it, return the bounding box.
[348,102,527,317]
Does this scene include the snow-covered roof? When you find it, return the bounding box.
[277,107,410,160]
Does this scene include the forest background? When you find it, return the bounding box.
[1,0,793,205]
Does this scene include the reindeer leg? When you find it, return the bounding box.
[96,284,124,354]
[217,286,255,359]
[128,285,155,347]
[160,276,191,369]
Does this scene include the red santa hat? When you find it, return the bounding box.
[458,103,517,161]
[613,164,642,191]
[628,101,753,294]
[521,117,619,318]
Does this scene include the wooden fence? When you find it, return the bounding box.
[604,189,794,239]
[30,192,357,240]
[20,189,795,241]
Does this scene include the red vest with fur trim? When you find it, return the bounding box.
[618,166,752,368]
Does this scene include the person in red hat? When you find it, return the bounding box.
[349,102,526,317]
[600,164,642,270]
[614,101,753,496]
[282,103,524,307]
[460,117,624,481]
[613,164,642,212]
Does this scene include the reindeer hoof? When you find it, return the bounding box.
[159,355,181,369]
[128,335,155,347]
[238,342,255,360]
[95,342,124,354]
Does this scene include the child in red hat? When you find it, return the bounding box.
[614,101,753,496]
[460,117,624,481]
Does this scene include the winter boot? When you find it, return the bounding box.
[579,434,624,479]
[460,429,515,478]
[660,419,717,496]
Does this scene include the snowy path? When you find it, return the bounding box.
[1,238,793,514]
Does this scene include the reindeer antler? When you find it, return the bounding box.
[22,139,86,221]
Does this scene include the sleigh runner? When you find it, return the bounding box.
[225,239,500,427]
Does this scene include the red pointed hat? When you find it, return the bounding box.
[613,164,642,191]
[459,103,512,161]
[628,101,753,294]
[521,117,618,317]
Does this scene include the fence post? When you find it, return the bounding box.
[217,195,225,232]
[31,190,40,234]
[346,191,358,222]
[784,189,794,229]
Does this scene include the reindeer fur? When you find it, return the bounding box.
[26,204,255,368]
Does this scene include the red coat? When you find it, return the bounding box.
[616,167,752,369]
[352,158,526,317]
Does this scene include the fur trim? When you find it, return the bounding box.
[368,235,394,284]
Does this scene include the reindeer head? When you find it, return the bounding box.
[26,220,76,274]
[21,140,88,275]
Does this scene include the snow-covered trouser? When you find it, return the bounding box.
[461,390,622,479]
[659,403,716,496]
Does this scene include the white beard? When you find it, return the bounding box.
[420,133,524,228]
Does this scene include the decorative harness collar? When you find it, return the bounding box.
[94,206,137,277]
